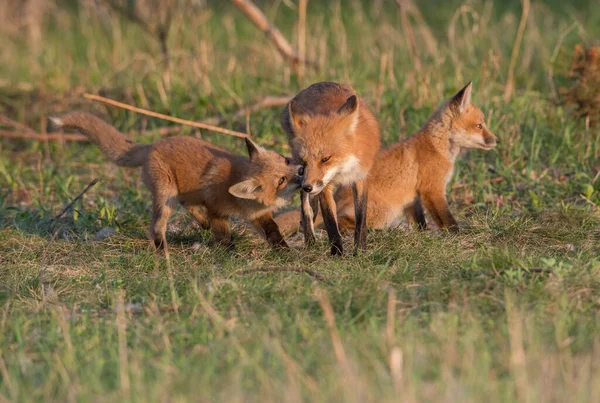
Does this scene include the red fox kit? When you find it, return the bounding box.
[50,112,303,251]
[276,82,498,234]
[281,82,380,255]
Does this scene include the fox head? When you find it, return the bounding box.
[229,138,304,208]
[286,95,363,195]
[444,82,498,150]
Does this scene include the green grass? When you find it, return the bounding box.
[1,0,600,401]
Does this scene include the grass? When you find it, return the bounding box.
[1,0,600,401]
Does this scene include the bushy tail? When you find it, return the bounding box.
[49,112,150,167]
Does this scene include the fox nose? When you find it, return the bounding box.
[302,184,313,193]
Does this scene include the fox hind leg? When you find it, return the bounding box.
[208,213,233,250]
[404,197,427,230]
[352,179,368,251]
[251,213,288,249]
[185,204,210,230]
[150,190,178,252]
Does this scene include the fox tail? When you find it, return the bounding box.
[49,112,150,167]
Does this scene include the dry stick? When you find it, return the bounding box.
[232,0,319,70]
[503,0,530,101]
[0,115,37,134]
[232,95,292,119]
[0,130,87,142]
[83,93,249,138]
[54,179,99,220]
[314,287,349,373]
[240,266,330,284]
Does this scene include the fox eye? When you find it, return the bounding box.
[285,158,290,165]
[298,166,304,176]
[278,177,286,186]
[476,124,483,129]
[321,156,331,163]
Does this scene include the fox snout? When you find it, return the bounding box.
[484,128,499,148]
[301,179,324,194]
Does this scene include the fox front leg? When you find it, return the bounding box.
[319,185,344,256]
[421,191,458,233]
[300,191,317,246]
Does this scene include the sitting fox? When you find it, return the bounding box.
[275,82,498,234]
[51,112,303,251]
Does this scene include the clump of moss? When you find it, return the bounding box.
[560,44,600,127]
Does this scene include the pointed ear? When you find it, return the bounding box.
[244,137,265,161]
[288,100,306,132]
[337,95,359,117]
[450,82,472,113]
[229,178,262,200]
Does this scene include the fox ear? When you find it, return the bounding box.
[450,82,472,113]
[288,100,307,131]
[337,95,359,117]
[244,137,265,161]
[229,178,262,200]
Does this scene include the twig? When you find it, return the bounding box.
[0,130,88,142]
[54,179,99,220]
[84,93,249,138]
[232,95,292,119]
[239,266,330,284]
[0,115,37,134]
[232,0,319,71]
[503,0,530,101]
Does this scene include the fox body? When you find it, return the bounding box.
[281,82,380,255]
[51,112,303,250]
[276,82,498,234]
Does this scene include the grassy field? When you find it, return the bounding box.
[1,0,600,401]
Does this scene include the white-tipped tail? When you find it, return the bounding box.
[48,115,63,129]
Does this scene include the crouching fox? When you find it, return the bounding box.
[51,112,303,251]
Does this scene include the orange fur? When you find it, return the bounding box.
[281,82,380,254]
[51,112,303,251]
[275,82,498,234]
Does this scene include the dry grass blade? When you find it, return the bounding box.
[504,0,530,101]
[232,0,319,71]
[239,266,330,284]
[84,93,249,138]
[505,290,529,402]
[116,290,131,400]
[54,179,99,220]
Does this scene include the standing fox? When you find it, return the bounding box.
[281,82,380,255]
[276,82,498,233]
[50,112,304,251]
